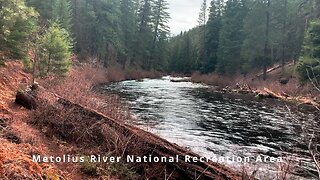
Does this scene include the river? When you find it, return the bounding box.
[102,76,320,179]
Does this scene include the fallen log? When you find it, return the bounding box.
[15,90,37,110]
[263,88,285,99]
[255,61,294,79]
[24,86,245,180]
[257,88,320,109]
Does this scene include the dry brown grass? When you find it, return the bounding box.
[248,79,319,98]
[0,138,62,180]
[106,65,126,82]
[239,159,303,180]
[39,63,131,122]
[0,60,168,179]
[0,60,30,112]
[37,62,165,122]
[0,60,68,180]
[191,71,320,101]
[191,72,246,88]
[28,91,160,179]
[27,86,139,179]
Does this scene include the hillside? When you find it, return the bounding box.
[0,61,94,179]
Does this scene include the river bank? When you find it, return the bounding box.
[0,60,243,179]
[187,64,320,110]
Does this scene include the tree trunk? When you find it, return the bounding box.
[281,0,287,73]
[47,53,52,73]
[32,51,37,84]
[15,91,37,110]
[263,0,271,81]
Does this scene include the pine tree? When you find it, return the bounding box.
[241,0,269,74]
[240,0,305,76]
[150,0,170,70]
[136,0,154,69]
[198,0,207,72]
[286,0,305,61]
[90,0,122,66]
[204,0,223,73]
[262,0,271,80]
[26,0,53,22]
[168,27,201,73]
[281,0,288,71]
[37,22,73,77]
[70,0,97,56]
[52,0,73,32]
[26,0,72,32]
[120,0,138,68]
[217,0,247,74]
[0,0,38,60]
[297,19,320,82]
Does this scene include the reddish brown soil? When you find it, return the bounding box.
[0,61,88,179]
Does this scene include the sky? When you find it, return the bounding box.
[168,0,203,36]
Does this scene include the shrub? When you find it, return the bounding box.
[39,63,131,122]
[298,19,320,82]
[80,156,98,175]
[296,57,320,82]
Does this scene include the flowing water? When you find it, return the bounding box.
[102,76,320,179]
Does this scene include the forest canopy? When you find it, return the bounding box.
[0,0,319,81]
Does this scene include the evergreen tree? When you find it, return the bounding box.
[262,0,271,80]
[136,0,154,69]
[26,0,53,22]
[297,19,320,82]
[286,0,305,61]
[52,0,73,32]
[241,0,269,74]
[151,0,170,70]
[1,0,314,77]
[0,0,38,60]
[120,0,137,67]
[70,0,96,56]
[37,22,73,77]
[90,0,122,66]
[153,31,170,71]
[204,0,223,73]
[168,28,201,73]
[281,0,288,70]
[217,0,247,74]
[198,0,207,72]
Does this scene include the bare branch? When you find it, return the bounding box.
[306,67,320,92]
[308,132,320,179]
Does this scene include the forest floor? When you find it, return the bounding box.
[191,62,320,109]
[0,60,92,179]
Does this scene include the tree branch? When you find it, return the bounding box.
[306,67,320,92]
